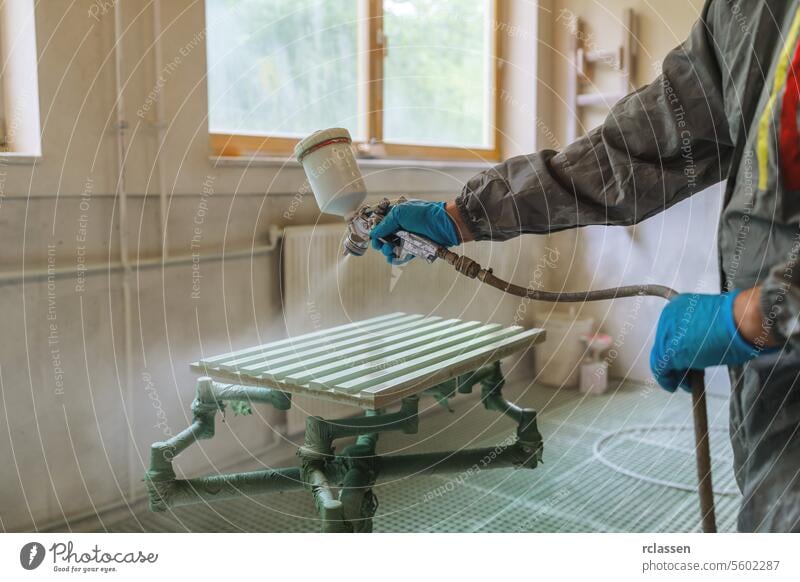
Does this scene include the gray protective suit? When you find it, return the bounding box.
[456,0,800,532]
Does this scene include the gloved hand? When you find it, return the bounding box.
[370,200,460,264]
[649,290,763,392]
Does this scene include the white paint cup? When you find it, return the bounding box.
[295,128,367,217]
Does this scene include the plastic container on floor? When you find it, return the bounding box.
[580,361,610,395]
[533,310,594,388]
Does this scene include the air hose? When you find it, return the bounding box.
[436,246,718,533]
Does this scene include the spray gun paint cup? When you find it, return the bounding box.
[294,128,367,218]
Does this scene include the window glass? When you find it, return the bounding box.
[382,0,492,147]
[206,0,364,139]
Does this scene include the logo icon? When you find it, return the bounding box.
[20,542,45,570]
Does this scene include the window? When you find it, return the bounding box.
[206,0,500,161]
[0,0,42,156]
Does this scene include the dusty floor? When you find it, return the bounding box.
[106,378,740,533]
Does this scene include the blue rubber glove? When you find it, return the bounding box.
[370,200,460,264]
[649,290,763,392]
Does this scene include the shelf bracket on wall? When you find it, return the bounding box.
[566,8,638,142]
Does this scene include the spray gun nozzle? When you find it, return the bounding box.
[343,230,369,257]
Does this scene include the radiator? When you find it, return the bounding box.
[280,223,547,434]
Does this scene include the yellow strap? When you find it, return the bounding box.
[757,7,800,191]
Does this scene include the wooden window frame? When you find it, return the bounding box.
[210,0,502,162]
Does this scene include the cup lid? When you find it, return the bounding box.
[294,128,352,162]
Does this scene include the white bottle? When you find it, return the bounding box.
[295,128,367,217]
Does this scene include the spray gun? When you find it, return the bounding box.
[295,128,717,532]
[343,197,441,263]
[293,128,443,263]
[292,127,683,298]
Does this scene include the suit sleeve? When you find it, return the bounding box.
[761,250,800,351]
[456,0,733,241]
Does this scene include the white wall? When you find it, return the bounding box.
[538,0,727,384]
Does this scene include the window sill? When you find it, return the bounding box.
[0,152,41,165]
[211,154,493,171]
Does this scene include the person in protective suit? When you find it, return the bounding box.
[371,0,800,532]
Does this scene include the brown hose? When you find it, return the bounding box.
[690,371,717,533]
[437,247,717,533]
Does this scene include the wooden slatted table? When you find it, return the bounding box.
[192,312,545,410]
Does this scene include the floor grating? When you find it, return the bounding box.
[106,380,740,532]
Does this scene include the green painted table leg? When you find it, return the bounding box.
[145,363,544,534]
[339,431,380,533]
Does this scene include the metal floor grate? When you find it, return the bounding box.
[107,381,740,532]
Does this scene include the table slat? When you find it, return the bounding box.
[307,322,501,388]
[278,320,486,384]
[362,328,543,397]
[236,316,449,377]
[329,326,524,393]
[199,312,409,365]
[219,316,432,374]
